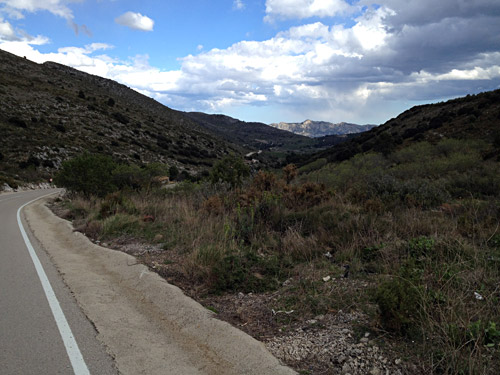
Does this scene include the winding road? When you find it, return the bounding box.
[0,189,117,375]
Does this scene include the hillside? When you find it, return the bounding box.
[306,89,500,165]
[0,49,240,183]
[270,119,376,137]
[185,112,313,150]
[184,112,349,153]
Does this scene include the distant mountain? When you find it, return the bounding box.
[184,112,315,151]
[0,49,241,182]
[184,113,352,160]
[270,120,377,137]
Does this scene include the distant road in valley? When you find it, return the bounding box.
[0,189,117,375]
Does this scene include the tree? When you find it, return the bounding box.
[209,155,250,189]
[55,153,117,197]
[169,165,179,181]
[282,163,298,184]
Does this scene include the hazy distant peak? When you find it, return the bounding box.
[270,120,376,138]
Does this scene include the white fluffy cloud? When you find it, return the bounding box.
[0,0,77,20]
[0,18,16,40]
[1,1,500,124]
[264,0,352,21]
[0,0,92,37]
[115,11,154,32]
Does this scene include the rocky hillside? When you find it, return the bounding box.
[185,112,316,151]
[306,89,500,165]
[184,112,353,169]
[270,120,376,137]
[0,49,239,182]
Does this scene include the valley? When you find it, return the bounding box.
[2,50,500,374]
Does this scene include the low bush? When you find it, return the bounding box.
[55,153,117,197]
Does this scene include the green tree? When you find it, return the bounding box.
[112,164,143,191]
[169,165,179,181]
[55,153,117,197]
[209,155,250,189]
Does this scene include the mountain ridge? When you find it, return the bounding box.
[270,120,376,137]
[184,112,351,155]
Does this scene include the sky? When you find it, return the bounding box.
[0,0,500,125]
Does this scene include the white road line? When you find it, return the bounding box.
[16,192,90,375]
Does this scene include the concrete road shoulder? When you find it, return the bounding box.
[24,197,296,375]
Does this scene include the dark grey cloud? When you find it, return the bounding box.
[377,0,500,28]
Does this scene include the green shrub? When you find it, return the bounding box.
[100,213,140,238]
[209,155,250,188]
[209,247,286,294]
[99,192,137,219]
[375,260,426,338]
[112,164,144,191]
[55,153,117,197]
[169,165,179,180]
[408,236,435,258]
[0,174,19,189]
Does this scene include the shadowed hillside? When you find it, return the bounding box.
[307,90,500,165]
[0,49,240,183]
[185,112,350,152]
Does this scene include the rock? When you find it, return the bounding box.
[337,354,347,363]
[322,276,331,282]
[395,358,402,365]
[474,291,484,300]
[2,183,13,192]
[360,337,369,343]
[306,319,318,325]
[342,363,352,374]
[370,367,381,375]
[154,234,164,242]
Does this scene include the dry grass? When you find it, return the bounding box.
[57,142,500,373]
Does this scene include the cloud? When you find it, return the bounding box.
[264,0,352,22]
[0,0,77,20]
[1,0,500,124]
[0,0,92,36]
[115,11,154,32]
[0,18,17,41]
[233,0,245,10]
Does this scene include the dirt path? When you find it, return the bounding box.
[24,196,296,375]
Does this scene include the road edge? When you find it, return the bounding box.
[23,196,296,375]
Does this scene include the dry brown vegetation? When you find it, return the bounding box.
[55,136,500,374]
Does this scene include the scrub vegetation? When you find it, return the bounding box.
[56,134,500,374]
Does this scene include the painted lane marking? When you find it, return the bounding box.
[16,192,90,375]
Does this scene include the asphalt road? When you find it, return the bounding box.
[0,189,117,375]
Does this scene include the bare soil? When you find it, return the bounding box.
[88,236,419,375]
